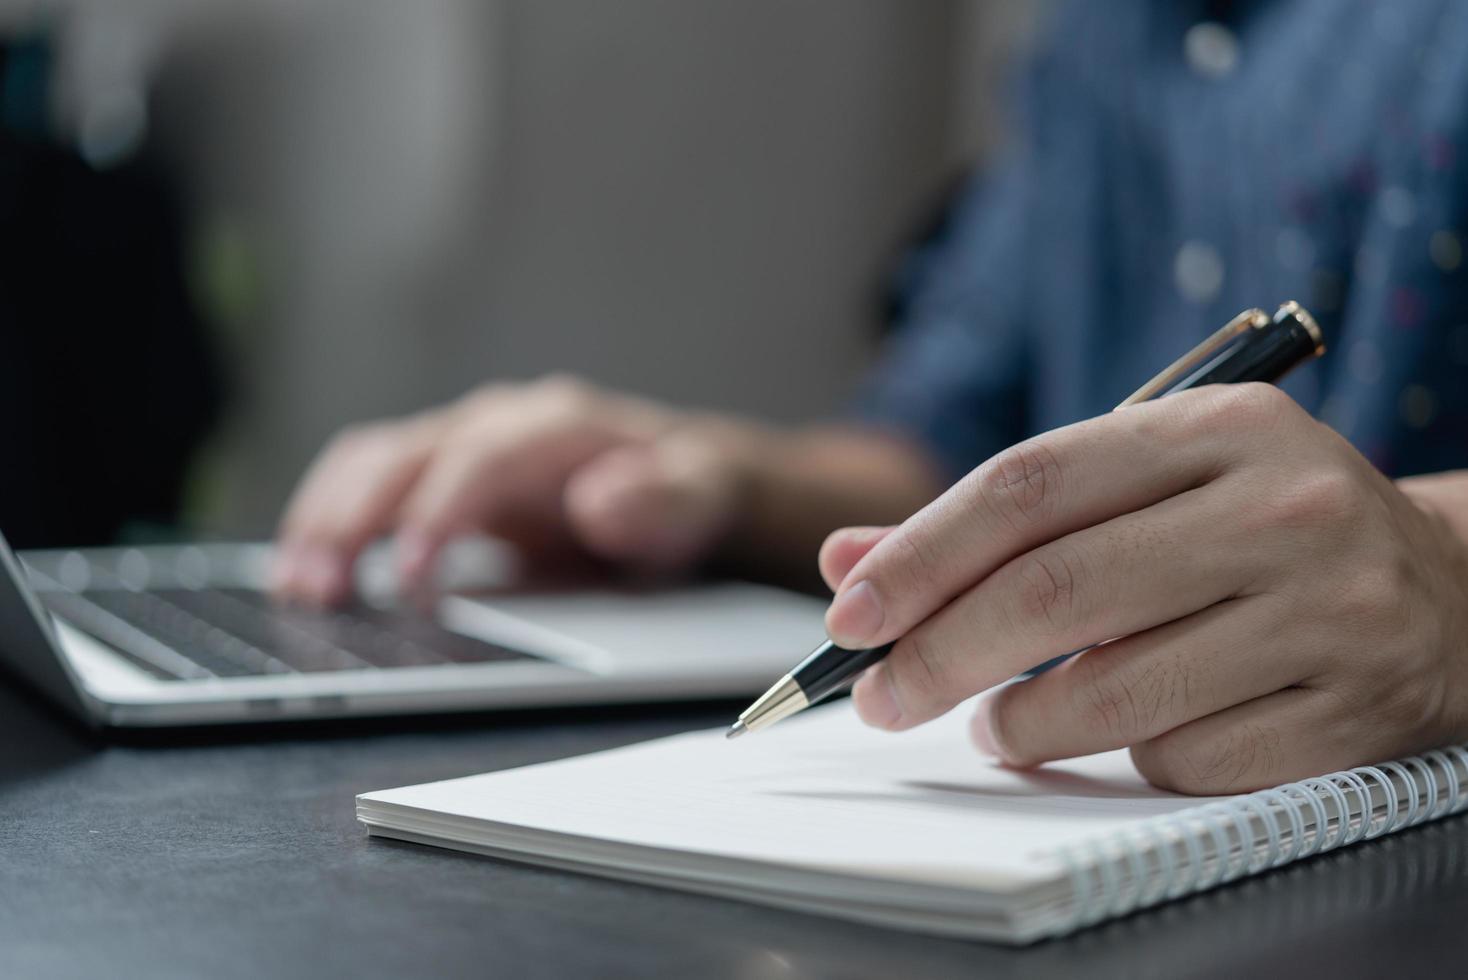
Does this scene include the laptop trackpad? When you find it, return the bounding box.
[439,582,826,674]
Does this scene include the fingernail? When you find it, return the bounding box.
[826,580,884,647]
[852,663,903,730]
[969,697,1006,760]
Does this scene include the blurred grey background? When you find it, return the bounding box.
[1,0,1035,539]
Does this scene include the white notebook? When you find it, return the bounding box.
[357,701,1468,944]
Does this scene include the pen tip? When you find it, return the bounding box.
[726,720,748,740]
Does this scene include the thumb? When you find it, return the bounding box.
[563,436,740,571]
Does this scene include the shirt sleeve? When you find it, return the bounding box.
[851,73,1041,484]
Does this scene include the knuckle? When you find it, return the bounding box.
[1071,654,1142,742]
[514,374,608,429]
[1374,672,1446,734]
[888,528,948,593]
[460,381,513,411]
[1306,469,1362,519]
[894,632,956,713]
[322,421,410,470]
[1296,470,1364,526]
[1132,726,1279,795]
[534,372,594,407]
[1207,381,1298,430]
[1337,567,1413,635]
[441,411,497,450]
[1334,642,1443,735]
[979,439,1066,531]
[326,422,382,455]
[1011,548,1082,632]
[1072,653,1185,744]
[1243,469,1365,534]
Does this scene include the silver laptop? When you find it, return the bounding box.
[0,531,826,728]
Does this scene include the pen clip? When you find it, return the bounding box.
[1116,308,1270,409]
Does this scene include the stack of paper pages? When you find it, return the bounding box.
[358,701,1468,944]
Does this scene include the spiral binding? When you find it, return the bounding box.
[1046,745,1468,938]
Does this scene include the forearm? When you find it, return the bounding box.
[698,418,948,591]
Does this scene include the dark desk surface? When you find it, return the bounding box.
[2,681,1464,980]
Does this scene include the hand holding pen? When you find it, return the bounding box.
[733,302,1468,796]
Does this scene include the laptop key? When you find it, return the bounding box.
[45,585,543,678]
[196,590,536,668]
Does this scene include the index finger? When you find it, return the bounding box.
[823,385,1275,649]
[274,418,442,603]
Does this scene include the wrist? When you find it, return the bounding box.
[1398,470,1468,549]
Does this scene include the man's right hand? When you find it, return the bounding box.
[272,375,753,605]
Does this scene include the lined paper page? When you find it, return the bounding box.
[360,700,1213,890]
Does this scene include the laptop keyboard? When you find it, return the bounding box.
[37,586,542,681]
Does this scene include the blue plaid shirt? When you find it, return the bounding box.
[859,0,1468,481]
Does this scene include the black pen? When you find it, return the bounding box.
[726,301,1325,739]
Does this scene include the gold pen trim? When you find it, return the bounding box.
[1116,308,1269,409]
[1278,299,1326,356]
[729,674,809,736]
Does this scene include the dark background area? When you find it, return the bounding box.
[0,0,1032,547]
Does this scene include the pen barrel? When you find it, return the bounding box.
[1170,303,1323,394]
[791,640,895,707]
